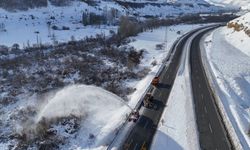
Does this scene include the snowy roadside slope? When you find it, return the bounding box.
[226,13,250,57]
[205,0,250,10]
[202,25,250,149]
[117,0,225,17]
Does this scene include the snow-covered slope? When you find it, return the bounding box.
[202,13,250,149]
[0,0,231,48]
[205,0,250,10]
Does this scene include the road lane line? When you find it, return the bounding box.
[199,83,201,88]
[209,123,213,133]
[201,94,203,99]
[204,106,207,114]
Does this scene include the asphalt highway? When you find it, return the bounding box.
[190,27,233,150]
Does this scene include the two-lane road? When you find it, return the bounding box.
[190,27,233,150]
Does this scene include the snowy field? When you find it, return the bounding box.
[202,23,250,149]
[0,1,118,48]
[0,0,231,48]
[205,0,250,10]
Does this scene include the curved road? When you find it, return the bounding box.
[113,25,233,150]
[190,27,233,150]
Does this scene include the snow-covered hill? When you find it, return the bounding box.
[0,0,234,48]
[205,0,250,10]
[202,13,250,149]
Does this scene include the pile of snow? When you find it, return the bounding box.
[202,15,250,148]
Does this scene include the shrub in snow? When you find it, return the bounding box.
[52,25,59,30]
[62,26,70,30]
[118,16,142,39]
[155,44,164,50]
[12,43,20,50]
[151,60,157,66]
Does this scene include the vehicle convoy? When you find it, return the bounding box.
[143,93,154,108]
[151,76,159,86]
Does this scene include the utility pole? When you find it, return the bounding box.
[35,31,40,46]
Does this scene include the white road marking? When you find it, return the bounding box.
[199,84,201,88]
[204,106,207,113]
[201,94,204,99]
[209,123,213,133]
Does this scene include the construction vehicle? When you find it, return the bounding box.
[151,76,160,86]
[143,93,154,108]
